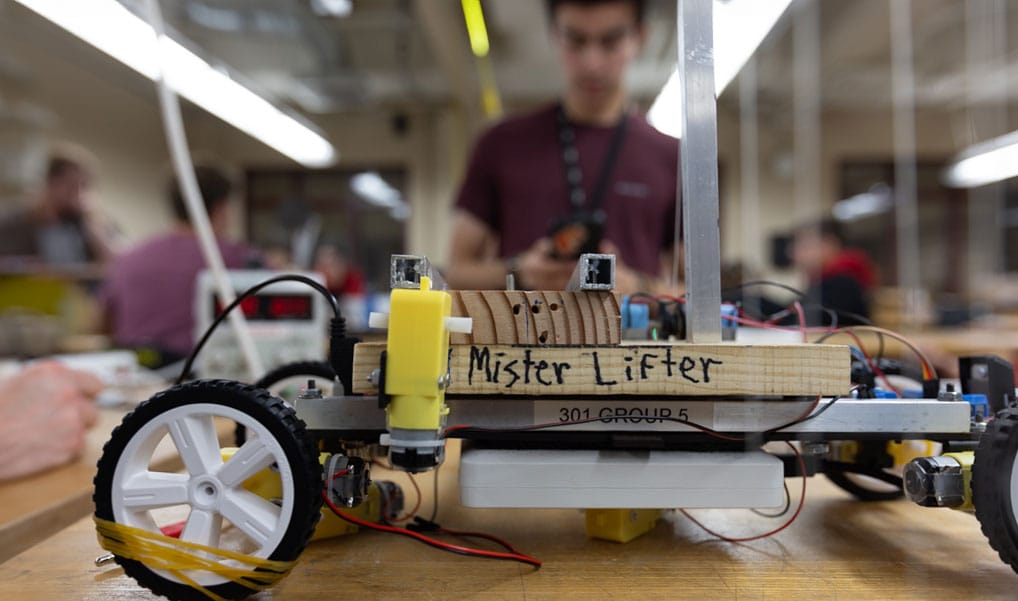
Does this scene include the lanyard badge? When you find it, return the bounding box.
[548,105,630,259]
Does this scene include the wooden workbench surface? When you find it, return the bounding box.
[0,400,230,563]
[3,442,1015,601]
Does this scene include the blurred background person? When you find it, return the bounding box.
[100,165,258,365]
[261,241,295,271]
[447,0,679,294]
[0,144,119,266]
[0,362,101,481]
[790,218,876,326]
[314,243,365,299]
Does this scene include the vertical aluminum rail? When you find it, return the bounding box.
[792,0,821,225]
[679,0,722,343]
[890,0,921,327]
[739,57,762,319]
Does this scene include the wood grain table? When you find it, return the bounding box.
[2,440,1016,601]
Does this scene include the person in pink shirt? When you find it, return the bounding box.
[100,166,258,363]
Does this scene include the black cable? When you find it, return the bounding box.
[445,395,844,441]
[772,395,841,428]
[177,274,340,384]
[751,481,791,518]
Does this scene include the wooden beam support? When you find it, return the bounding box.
[353,342,850,397]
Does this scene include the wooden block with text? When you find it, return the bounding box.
[352,341,850,398]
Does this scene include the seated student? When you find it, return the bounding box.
[314,243,366,299]
[0,144,119,266]
[100,166,258,363]
[790,218,876,326]
[0,362,101,481]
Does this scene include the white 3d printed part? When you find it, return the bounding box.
[459,448,784,509]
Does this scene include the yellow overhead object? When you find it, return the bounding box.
[460,0,490,58]
[459,0,502,117]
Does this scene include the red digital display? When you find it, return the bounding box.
[213,294,313,321]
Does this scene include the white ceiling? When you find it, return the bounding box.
[3,0,1017,125]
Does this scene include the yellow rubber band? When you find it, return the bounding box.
[94,517,298,601]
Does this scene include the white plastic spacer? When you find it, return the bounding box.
[445,316,473,334]
[368,312,389,329]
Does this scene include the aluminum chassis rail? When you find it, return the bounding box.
[296,395,979,445]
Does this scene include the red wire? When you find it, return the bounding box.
[321,490,541,568]
[436,527,524,555]
[679,441,807,542]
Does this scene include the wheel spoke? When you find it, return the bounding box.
[167,414,223,476]
[217,438,276,488]
[119,472,190,510]
[180,508,222,549]
[219,489,281,547]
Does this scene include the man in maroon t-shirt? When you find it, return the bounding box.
[448,0,679,294]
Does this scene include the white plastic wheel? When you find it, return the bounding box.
[110,403,295,587]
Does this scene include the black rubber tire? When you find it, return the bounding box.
[825,470,904,502]
[973,408,1018,575]
[93,380,323,601]
[236,360,336,446]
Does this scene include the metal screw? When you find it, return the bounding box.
[95,553,115,567]
[368,369,381,386]
[437,374,451,389]
[938,384,963,402]
[297,382,323,400]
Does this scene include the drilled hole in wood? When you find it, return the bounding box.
[538,331,548,343]
[549,303,559,311]
[512,304,521,315]
[531,304,541,314]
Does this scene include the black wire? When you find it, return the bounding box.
[751,481,791,518]
[176,274,340,384]
[875,332,886,362]
[773,395,842,428]
[446,395,844,440]
[447,414,739,439]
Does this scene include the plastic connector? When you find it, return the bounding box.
[328,317,360,396]
[406,516,441,533]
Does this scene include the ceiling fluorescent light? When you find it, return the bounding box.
[351,171,410,220]
[310,0,353,18]
[649,0,793,138]
[13,0,336,167]
[832,184,893,222]
[647,69,682,138]
[714,0,794,94]
[942,129,1018,188]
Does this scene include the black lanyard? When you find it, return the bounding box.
[556,104,631,214]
